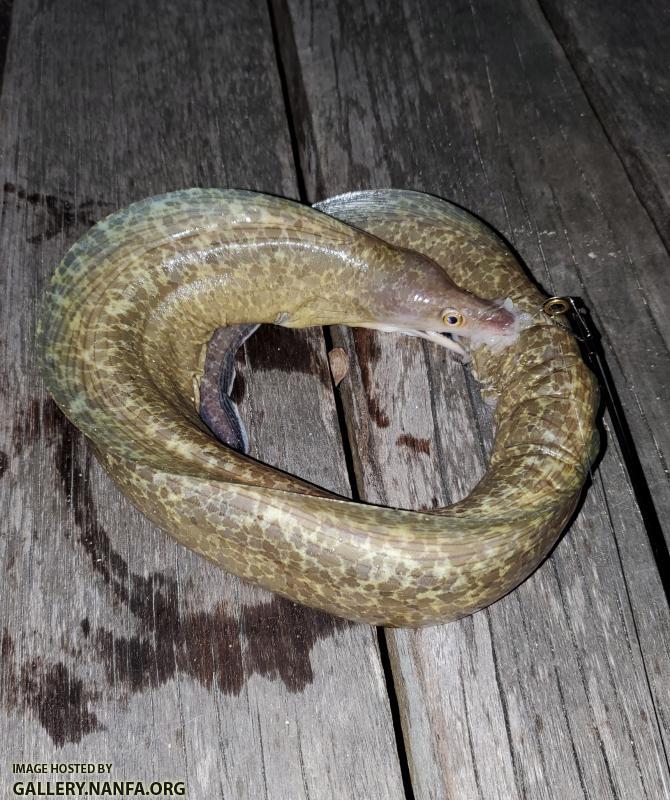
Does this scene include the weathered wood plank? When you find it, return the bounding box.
[278,0,670,796]
[538,0,670,252]
[0,1,405,797]
[534,0,670,556]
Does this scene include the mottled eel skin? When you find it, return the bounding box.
[37,188,599,627]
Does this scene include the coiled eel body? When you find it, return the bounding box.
[38,188,599,627]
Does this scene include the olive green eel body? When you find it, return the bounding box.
[38,189,599,627]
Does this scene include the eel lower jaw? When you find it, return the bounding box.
[361,323,471,362]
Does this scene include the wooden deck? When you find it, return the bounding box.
[1,0,669,797]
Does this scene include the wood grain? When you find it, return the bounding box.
[534,0,670,557]
[538,0,670,252]
[277,0,670,796]
[0,1,404,797]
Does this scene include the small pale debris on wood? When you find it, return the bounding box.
[328,347,349,386]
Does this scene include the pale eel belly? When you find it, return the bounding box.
[37,188,599,627]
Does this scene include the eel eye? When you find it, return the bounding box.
[442,309,464,327]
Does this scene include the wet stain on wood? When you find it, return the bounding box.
[43,398,131,596]
[9,398,349,747]
[0,0,14,88]
[396,433,431,455]
[366,396,389,428]
[0,449,7,478]
[3,182,110,243]
[247,324,327,384]
[352,329,390,427]
[230,372,246,405]
[1,629,104,747]
[12,398,41,455]
[22,662,103,748]
[243,597,347,691]
[231,342,247,403]
[95,594,346,698]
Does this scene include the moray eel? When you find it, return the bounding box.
[37,188,599,627]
